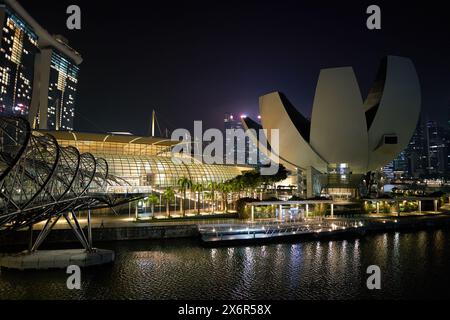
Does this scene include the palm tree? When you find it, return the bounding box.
[207,181,218,213]
[146,194,159,216]
[163,187,175,218]
[224,182,232,213]
[177,177,193,216]
[217,182,225,211]
[230,177,245,207]
[192,183,204,215]
[218,182,232,213]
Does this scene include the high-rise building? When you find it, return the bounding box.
[406,118,428,177]
[387,116,428,179]
[224,113,269,166]
[425,120,449,177]
[388,116,450,179]
[382,162,394,180]
[0,0,82,131]
[224,113,250,165]
[393,151,409,176]
[32,35,81,130]
[0,3,38,116]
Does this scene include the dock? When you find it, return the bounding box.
[199,214,450,246]
[199,219,365,244]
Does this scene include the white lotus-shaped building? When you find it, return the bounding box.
[243,56,421,196]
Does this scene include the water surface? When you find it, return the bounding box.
[1,228,449,300]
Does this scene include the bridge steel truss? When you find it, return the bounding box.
[0,116,137,252]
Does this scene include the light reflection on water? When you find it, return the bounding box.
[1,228,450,300]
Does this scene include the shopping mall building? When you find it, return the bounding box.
[42,130,249,194]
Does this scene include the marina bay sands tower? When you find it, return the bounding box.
[0,0,82,131]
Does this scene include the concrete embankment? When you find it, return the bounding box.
[0,224,200,248]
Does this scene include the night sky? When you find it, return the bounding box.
[20,0,450,136]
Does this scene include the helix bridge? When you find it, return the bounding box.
[0,116,139,252]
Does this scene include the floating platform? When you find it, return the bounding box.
[198,218,387,246]
[199,215,450,246]
[0,249,115,270]
[200,226,359,246]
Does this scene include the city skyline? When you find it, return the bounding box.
[2,0,450,304]
[13,0,450,135]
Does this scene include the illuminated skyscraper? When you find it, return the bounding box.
[32,35,81,130]
[0,0,82,131]
[0,3,38,116]
[224,113,250,164]
[425,120,449,177]
[224,113,269,166]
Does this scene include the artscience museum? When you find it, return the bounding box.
[243,56,421,199]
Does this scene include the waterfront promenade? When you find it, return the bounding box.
[29,200,450,231]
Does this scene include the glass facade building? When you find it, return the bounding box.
[388,118,450,179]
[224,113,249,164]
[47,51,79,130]
[224,113,269,166]
[425,120,449,177]
[0,1,82,131]
[0,4,38,116]
[103,154,242,189]
[44,130,248,189]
